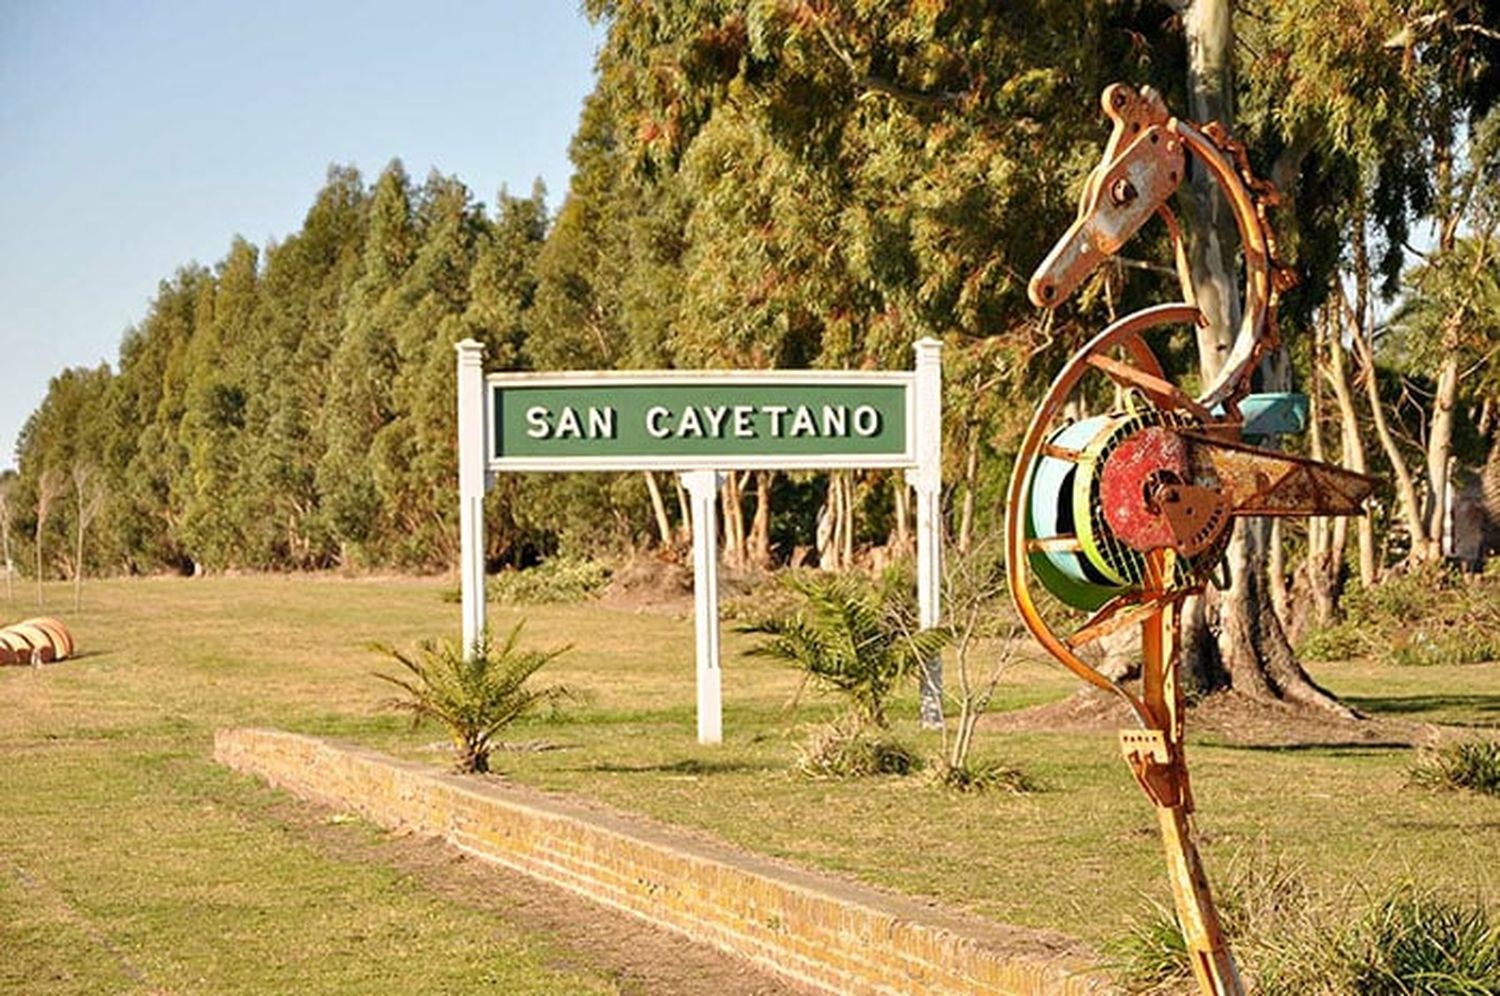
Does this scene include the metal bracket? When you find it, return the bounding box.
[1119,729,1185,809]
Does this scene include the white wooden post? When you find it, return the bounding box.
[455,339,487,657]
[909,337,944,728]
[682,469,724,745]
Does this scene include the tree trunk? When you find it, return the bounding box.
[1268,519,1290,631]
[891,475,911,556]
[748,471,772,568]
[720,472,745,569]
[74,494,86,613]
[644,471,673,551]
[1344,287,1428,561]
[816,471,857,571]
[957,429,979,556]
[1178,0,1352,716]
[1303,312,1336,628]
[1482,427,1500,558]
[841,472,855,569]
[1179,0,1239,692]
[673,474,692,546]
[33,470,64,608]
[1324,297,1376,585]
[1183,0,1242,381]
[816,475,837,569]
[1423,344,1461,562]
[0,493,12,604]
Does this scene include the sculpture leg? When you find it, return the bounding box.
[1129,599,1245,996]
[1157,804,1243,994]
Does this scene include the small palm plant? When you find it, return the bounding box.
[739,570,949,730]
[373,623,569,774]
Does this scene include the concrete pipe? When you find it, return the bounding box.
[23,617,75,658]
[0,617,75,664]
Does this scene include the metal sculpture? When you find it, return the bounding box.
[0,617,76,665]
[1006,84,1377,995]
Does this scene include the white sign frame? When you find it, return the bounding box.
[456,339,944,744]
[484,370,918,473]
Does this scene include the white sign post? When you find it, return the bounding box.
[456,339,488,657]
[681,469,724,744]
[454,338,944,745]
[909,338,944,728]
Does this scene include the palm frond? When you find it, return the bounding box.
[371,622,569,773]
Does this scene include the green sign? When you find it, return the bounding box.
[488,375,914,470]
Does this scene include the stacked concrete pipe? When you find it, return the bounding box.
[0,617,75,664]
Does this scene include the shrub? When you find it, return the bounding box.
[1297,565,1500,665]
[738,569,948,730]
[1410,739,1500,796]
[488,557,611,604]
[1297,621,1369,662]
[928,758,1039,794]
[373,623,570,773]
[1106,899,1190,994]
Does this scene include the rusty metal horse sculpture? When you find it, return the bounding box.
[1005,85,1377,995]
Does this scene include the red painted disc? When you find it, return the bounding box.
[1098,426,1190,551]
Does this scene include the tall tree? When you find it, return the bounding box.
[71,461,105,610]
[317,160,416,565]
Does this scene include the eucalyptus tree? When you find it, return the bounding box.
[317,160,416,565]
[1243,0,1500,574]
[236,166,369,568]
[179,237,258,571]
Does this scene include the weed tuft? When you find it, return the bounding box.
[1410,739,1500,796]
[1338,887,1500,995]
[1111,856,1500,996]
[1106,900,1189,994]
[794,720,920,778]
[928,758,1040,794]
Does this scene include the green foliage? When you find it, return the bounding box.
[12,1,1500,582]
[486,556,612,605]
[738,569,949,729]
[372,624,570,773]
[1298,566,1500,666]
[1410,740,1500,797]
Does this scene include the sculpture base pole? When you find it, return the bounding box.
[1123,594,1244,996]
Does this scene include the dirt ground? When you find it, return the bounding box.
[267,793,801,996]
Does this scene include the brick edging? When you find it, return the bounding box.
[214,728,1115,995]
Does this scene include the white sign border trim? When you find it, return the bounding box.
[484,370,918,473]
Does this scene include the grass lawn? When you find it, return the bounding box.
[3,575,1498,991]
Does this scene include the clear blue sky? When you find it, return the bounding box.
[0,1,604,471]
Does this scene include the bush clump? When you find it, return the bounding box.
[488,556,611,605]
[739,568,946,778]
[928,758,1039,794]
[738,569,948,730]
[1338,888,1500,995]
[1298,564,1500,666]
